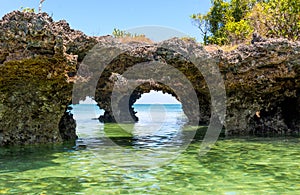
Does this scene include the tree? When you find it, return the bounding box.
[192,0,300,45]
[191,0,231,45]
[225,19,253,44]
[191,14,210,45]
[191,0,255,45]
[255,0,300,40]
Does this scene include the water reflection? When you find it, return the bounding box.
[81,104,193,169]
[0,144,73,173]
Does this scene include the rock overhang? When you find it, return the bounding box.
[0,11,299,145]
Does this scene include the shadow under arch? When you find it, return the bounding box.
[100,81,188,123]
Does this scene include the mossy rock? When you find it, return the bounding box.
[0,57,76,145]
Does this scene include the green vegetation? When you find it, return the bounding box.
[112,28,153,43]
[112,28,145,38]
[192,0,300,45]
[180,36,197,42]
[255,0,300,40]
[20,7,35,13]
[20,0,46,13]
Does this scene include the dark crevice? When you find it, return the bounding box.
[281,96,300,135]
[250,107,286,137]
[59,104,77,141]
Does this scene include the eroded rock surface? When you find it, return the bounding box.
[0,11,299,146]
[217,40,300,135]
[0,11,97,145]
[78,37,299,136]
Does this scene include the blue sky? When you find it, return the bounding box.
[0,0,211,40]
[80,91,180,104]
[1,0,212,104]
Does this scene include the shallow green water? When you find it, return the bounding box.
[0,104,299,194]
[0,134,299,194]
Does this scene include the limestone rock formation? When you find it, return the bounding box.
[217,39,300,136]
[0,11,299,146]
[0,11,97,145]
[77,37,300,136]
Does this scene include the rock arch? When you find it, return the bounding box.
[74,38,214,125]
[1,11,300,146]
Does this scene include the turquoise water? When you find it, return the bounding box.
[0,104,299,194]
